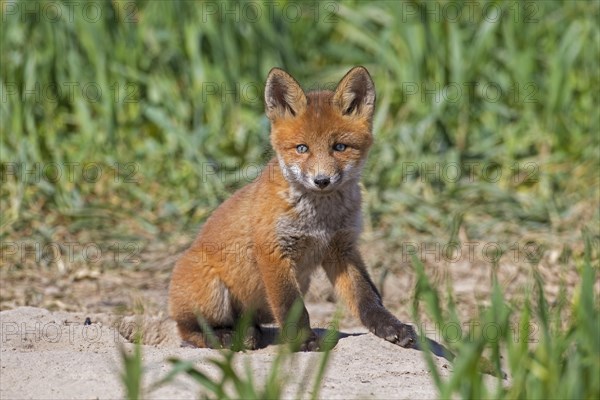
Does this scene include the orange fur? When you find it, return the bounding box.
[169,67,416,350]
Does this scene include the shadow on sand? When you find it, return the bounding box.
[254,326,455,364]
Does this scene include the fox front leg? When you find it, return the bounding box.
[323,245,417,348]
[256,250,320,351]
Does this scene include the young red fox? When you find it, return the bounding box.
[169,66,416,351]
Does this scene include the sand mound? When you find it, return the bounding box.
[1,306,452,399]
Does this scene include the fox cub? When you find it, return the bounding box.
[169,66,416,351]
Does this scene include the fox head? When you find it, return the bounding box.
[265,66,375,193]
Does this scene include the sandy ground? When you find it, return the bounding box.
[0,304,467,399]
[3,241,576,399]
[2,250,573,399]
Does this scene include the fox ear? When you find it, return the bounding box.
[265,68,307,120]
[333,66,375,119]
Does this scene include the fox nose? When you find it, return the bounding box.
[313,176,331,189]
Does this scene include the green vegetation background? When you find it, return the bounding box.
[2,2,599,398]
[1,0,598,269]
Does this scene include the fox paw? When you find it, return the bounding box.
[374,321,417,349]
[202,326,262,350]
[299,334,321,352]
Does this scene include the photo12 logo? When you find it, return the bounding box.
[399,1,539,24]
[199,161,278,184]
[418,321,540,344]
[400,240,547,265]
[199,80,337,105]
[1,162,139,184]
[1,81,140,105]
[400,81,538,105]
[1,241,141,268]
[1,321,126,345]
[199,1,339,24]
[2,1,139,23]
[400,162,539,184]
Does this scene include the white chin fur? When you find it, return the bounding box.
[278,157,361,192]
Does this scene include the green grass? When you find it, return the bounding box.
[120,340,143,400]
[121,301,336,399]
[120,322,144,400]
[2,0,598,266]
[413,229,599,399]
[1,1,599,398]
[158,305,335,399]
[148,335,332,400]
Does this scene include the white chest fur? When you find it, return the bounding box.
[275,183,362,290]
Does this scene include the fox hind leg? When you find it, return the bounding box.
[176,318,262,350]
[171,277,262,349]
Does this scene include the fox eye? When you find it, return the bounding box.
[296,144,309,154]
[333,143,347,152]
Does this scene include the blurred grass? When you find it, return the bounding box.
[1,1,599,398]
[413,229,600,398]
[1,0,598,274]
